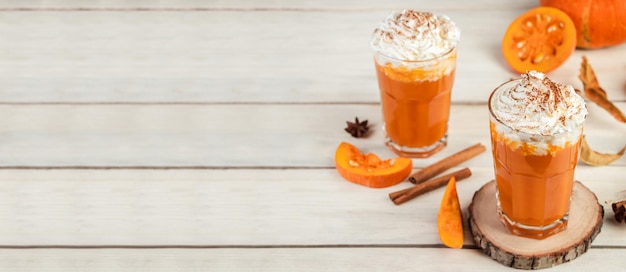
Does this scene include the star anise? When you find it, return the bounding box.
[344,117,369,138]
[613,200,626,224]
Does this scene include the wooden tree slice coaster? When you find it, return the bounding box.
[468,180,604,270]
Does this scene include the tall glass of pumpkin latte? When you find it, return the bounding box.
[370,10,460,158]
[488,71,587,239]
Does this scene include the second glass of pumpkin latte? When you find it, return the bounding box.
[489,71,587,239]
[370,10,460,158]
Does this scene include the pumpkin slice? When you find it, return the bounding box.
[334,142,412,188]
[502,7,577,73]
[438,176,463,249]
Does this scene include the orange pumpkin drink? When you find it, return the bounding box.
[488,71,587,239]
[371,10,460,158]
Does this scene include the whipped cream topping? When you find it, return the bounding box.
[490,71,587,137]
[371,10,460,61]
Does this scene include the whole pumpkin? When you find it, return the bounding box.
[540,0,626,49]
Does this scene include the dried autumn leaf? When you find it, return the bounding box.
[578,56,626,123]
[579,56,606,97]
[580,136,626,166]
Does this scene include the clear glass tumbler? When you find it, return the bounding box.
[488,79,585,239]
[372,47,457,158]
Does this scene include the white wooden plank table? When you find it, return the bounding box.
[0,1,625,270]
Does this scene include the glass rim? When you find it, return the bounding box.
[372,46,457,64]
[488,79,584,138]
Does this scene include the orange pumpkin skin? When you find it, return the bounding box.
[540,0,626,49]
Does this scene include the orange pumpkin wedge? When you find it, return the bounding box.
[438,176,463,249]
[334,142,412,188]
[502,7,577,73]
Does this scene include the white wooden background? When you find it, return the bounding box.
[0,0,625,271]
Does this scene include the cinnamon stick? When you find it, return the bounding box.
[389,167,472,200]
[390,167,472,205]
[409,143,485,184]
